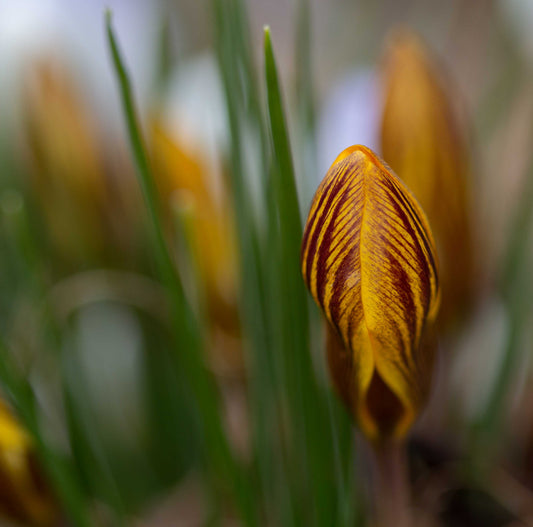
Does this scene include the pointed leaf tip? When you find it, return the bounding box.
[104,8,112,26]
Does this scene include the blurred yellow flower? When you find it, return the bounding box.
[22,58,142,268]
[150,119,242,376]
[0,401,56,526]
[22,59,110,266]
[301,145,440,441]
[380,30,473,328]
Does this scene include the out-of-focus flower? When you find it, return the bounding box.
[380,31,473,328]
[22,59,108,266]
[21,58,142,269]
[0,400,56,526]
[301,145,440,441]
[150,119,242,377]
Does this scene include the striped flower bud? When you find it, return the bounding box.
[301,145,440,441]
[380,30,472,328]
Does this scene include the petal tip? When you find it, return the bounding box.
[332,144,376,166]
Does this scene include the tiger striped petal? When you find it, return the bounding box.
[301,145,440,441]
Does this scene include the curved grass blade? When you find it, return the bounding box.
[105,11,256,525]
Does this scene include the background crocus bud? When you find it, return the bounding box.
[21,58,144,270]
[301,145,440,441]
[380,30,473,328]
[22,59,108,267]
[149,118,243,377]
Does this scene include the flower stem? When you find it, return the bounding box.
[370,439,412,527]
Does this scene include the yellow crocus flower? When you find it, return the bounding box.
[150,119,242,376]
[22,59,108,266]
[301,145,440,441]
[0,401,56,526]
[380,30,473,328]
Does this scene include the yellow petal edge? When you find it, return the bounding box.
[301,145,440,441]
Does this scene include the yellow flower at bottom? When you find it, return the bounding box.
[0,401,56,526]
[301,145,440,441]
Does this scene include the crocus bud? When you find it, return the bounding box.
[150,119,243,377]
[22,59,107,266]
[301,145,440,441]
[380,31,472,327]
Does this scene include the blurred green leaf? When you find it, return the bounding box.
[294,0,319,204]
[0,193,91,526]
[264,27,351,526]
[105,11,256,525]
[211,0,282,523]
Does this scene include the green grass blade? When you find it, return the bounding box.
[264,27,302,235]
[0,194,91,526]
[211,0,280,520]
[295,0,316,137]
[105,11,256,525]
[154,13,173,98]
[264,27,339,525]
[294,0,319,203]
[232,0,271,170]
[105,11,180,305]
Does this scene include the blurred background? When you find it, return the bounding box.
[1,0,533,525]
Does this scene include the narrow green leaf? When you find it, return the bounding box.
[264,27,302,235]
[105,10,180,308]
[211,0,278,504]
[295,0,316,137]
[154,13,173,98]
[0,195,91,527]
[294,0,319,203]
[264,27,339,525]
[105,11,256,525]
